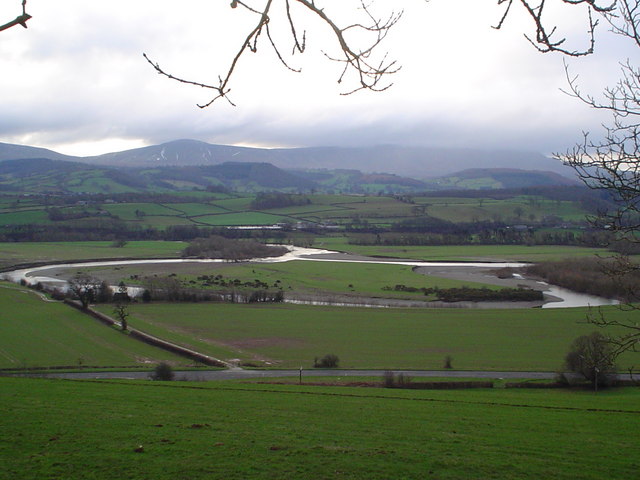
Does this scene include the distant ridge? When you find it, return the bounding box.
[0,139,576,180]
[0,142,78,162]
[426,168,579,190]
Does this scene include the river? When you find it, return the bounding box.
[0,246,619,309]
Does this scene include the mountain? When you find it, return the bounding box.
[0,140,578,189]
[151,163,316,191]
[74,139,574,180]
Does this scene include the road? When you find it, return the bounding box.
[16,369,559,381]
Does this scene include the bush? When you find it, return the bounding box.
[150,362,175,381]
[382,370,396,388]
[313,354,339,368]
[395,373,412,387]
[443,355,453,369]
[564,332,617,389]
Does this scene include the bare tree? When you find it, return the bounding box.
[144,0,402,107]
[113,303,130,331]
[113,281,130,331]
[0,0,31,33]
[0,1,618,106]
[68,274,103,310]
[494,0,616,56]
[550,1,640,356]
[564,331,618,389]
[144,0,615,107]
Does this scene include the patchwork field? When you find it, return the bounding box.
[0,191,594,231]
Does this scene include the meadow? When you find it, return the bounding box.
[0,241,187,270]
[70,258,501,303]
[313,237,612,262]
[1,377,638,480]
[94,302,635,371]
[0,284,187,369]
[204,260,499,297]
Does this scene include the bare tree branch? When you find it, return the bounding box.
[495,0,616,56]
[0,0,31,33]
[144,0,402,107]
[549,1,640,356]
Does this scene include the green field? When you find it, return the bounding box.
[314,237,613,261]
[195,211,288,226]
[1,377,638,480]
[0,241,186,269]
[54,258,496,301]
[102,202,183,219]
[93,302,635,371]
[0,209,50,225]
[0,191,594,231]
[0,284,187,369]
[176,260,499,300]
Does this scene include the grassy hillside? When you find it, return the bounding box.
[0,284,188,369]
[1,377,638,480]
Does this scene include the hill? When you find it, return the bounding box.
[0,158,156,194]
[0,140,580,194]
[0,158,320,194]
[0,157,577,195]
[425,168,579,190]
[0,139,575,180]
[0,142,77,162]
[83,140,574,179]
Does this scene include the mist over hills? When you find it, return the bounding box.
[0,139,579,193]
[77,139,572,179]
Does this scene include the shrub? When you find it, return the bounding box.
[443,355,453,369]
[150,362,175,381]
[395,373,412,387]
[382,371,396,388]
[313,354,339,368]
[564,332,617,389]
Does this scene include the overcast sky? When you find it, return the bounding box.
[0,0,634,157]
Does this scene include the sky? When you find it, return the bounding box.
[0,0,634,157]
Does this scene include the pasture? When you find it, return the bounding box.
[1,377,638,480]
[0,284,187,369]
[96,302,635,371]
[313,237,613,262]
[71,259,501,302]
[208,260,498,298]
[0,241,186,269]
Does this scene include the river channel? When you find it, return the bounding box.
[0,246,619,309]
